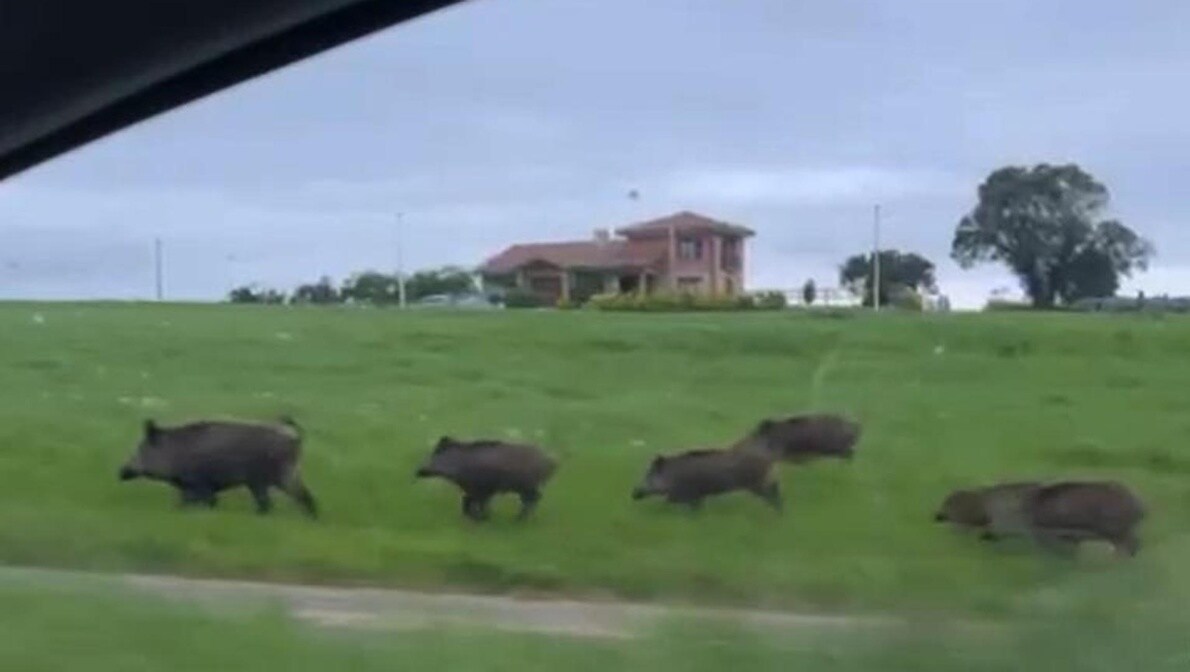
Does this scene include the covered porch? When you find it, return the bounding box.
[496,261,660,304]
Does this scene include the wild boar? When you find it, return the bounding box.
[738,413,861,463]
[935,480,1145,557]
[1024,480,1146,557]
[414,436,557,521]
[631,445,781,512]
[118,417,318,518]
[934,481,1042,537]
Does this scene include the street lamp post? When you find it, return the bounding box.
[396,212,407,308]
[872,205,882,312]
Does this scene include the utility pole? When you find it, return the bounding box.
[396,212,407,308]
[154,237,164,301]
[872,205,881,312]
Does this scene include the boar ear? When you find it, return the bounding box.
[757,419,775,432]
[143,419,160,441]
[651,454,668,468]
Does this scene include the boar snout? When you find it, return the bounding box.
[933,511,947,522]
[631,487,650,500]
[414,466,434,479]
[118,465,139,481]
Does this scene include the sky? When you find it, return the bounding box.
[2,0,1189,308]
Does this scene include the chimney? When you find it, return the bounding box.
[593,228,611,244]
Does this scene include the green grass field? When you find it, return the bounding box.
[2,303,1189,615]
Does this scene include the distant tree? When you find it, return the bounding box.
[341,271,399,305]
[404,266,476,302]
[801,279,817,306]
[292,276,341,305]
[228,284,286,304]
[839,250,935,307]
[228,285,258,304]
[952,163,1154,308]
[260,288,287,304]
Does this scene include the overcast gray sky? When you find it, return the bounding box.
[2,0,1188,307]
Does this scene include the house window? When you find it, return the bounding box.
[721,237,740,270]
[677,276,703,292]
[677,237,703,260]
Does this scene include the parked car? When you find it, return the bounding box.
[413,292,501,309]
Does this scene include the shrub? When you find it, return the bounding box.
[586,293,628,310]
[228,285,286,305]
[984,300,1040,312]
[888,286,923,312]
[801,279,817,306]
[586,291,783,312]
[503,289,548,309]
[753,291,788,310]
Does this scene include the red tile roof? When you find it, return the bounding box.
[480,240,663,274]
[616,211,754,238]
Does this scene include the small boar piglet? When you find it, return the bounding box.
[631,445,781,513]
[936,480,1144,557]
[415,436,556,522]
[738,413,861,463]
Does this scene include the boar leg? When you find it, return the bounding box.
[461,494,491,522]
[473,495,493,521]
[177,486,217,509]
[1032,529,1080,557]
[1113,532,1141,558]
[279,473,319,519]
[751,482,783,512]
[516,488,542,521]
[173,479,217,508]
[248,483,273,515]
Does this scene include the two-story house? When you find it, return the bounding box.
[478,211,754,303]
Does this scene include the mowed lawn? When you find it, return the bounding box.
[1,302,1189,614]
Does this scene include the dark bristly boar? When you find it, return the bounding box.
[935,480,1145,557]
[414,436,557,521]
[738,413,861,463]
[631,445,781,512]
[1024,480,1146,557]
[118,417,318,518]
[934,481,1042,537]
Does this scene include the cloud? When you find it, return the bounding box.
[660,166,967,207]
[3,0,1189,305]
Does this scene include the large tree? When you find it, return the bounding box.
[227,284,285,304]
[404,266,475,301]
[952,164,1153,308]
[840,249,936,307]
[341,271,399,305]
[291,276,341,305]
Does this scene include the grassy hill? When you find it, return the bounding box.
[1,303,1187,614]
